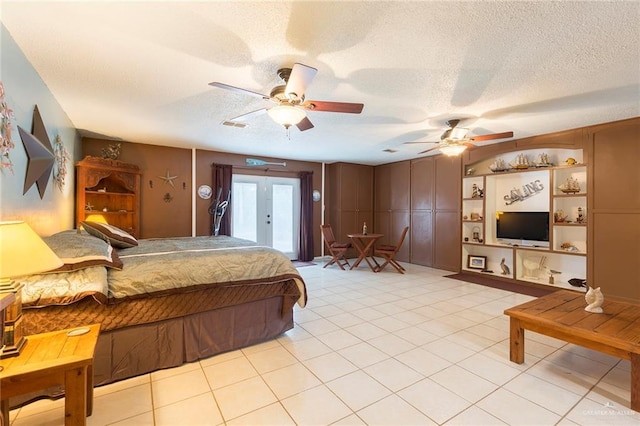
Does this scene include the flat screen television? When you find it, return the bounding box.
[496,211,550,247]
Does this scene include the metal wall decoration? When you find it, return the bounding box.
[158,169,177,188]
[101,143,121,160]
[18,105,55,198]
[0,81,16,174]
[53,135,70,191]
[503,179,545,205]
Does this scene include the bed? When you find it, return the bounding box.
[16,226,307,396]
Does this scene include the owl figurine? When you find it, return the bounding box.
[585,286,604,314]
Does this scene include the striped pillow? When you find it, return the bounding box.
[82,221,138,248]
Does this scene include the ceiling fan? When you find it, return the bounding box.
[209,63,364,132]
[405,119,514,156]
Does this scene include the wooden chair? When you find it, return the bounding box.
[320,224,352,270]
[374,226,409,273]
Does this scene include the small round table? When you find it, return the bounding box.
[347,233,383,272]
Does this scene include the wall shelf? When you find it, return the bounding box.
[461,149,587,292]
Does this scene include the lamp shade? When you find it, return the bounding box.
[439,143,468,157]
[0,221,63,279]
[267,105,306,127]
[85,214,108,224]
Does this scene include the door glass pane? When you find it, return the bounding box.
[232,182,257,242]
[272,184,294,253]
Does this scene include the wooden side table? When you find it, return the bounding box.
[0,324,100,426]
[505,291,640,412]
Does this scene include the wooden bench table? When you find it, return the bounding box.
[0,324,100,426]
[504,290,640,412]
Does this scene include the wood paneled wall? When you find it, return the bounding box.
[82,139,323,256]
[588,118,640,302]
[373,156,461,271]
[83,138,192,238]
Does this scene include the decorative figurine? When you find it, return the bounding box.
[561,242,580,252]
[510,153,530,169]
[535,153,552,167]
[585,287,604,313]
[489,158,509,173]
[558,177,580,194]
[523,256,547,279]
[500,258,510,275]
[576,207,585,223]
[569,278,587,288]
[554,209,568,223]
[548,269,561,284]
[101,143,121,160]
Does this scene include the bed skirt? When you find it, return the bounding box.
[94,295,293,385]
[10,296,293,408]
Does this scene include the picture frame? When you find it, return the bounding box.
[467,255,487,270]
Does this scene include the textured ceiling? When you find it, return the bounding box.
[2,1,639,165]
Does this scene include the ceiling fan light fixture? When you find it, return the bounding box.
[448,127,468,140]
[439,143,467,156]
[267,105,306,127]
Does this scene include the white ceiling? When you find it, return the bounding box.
[2,1,639,165]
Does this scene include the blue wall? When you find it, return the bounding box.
[0,24,81,235]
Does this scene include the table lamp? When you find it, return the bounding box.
[84,214,108,224]
[0,221,63,358]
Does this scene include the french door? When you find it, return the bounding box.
[231,175,300,259]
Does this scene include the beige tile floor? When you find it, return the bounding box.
[8,261,640,425]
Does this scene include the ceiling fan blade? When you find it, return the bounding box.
[296,116,314,131]
[209,82,270,100]
[229,108,268,122]
[418,145,442,154]
[403,141,438,145]
[285,63,318,99]
[302,100,364,114]
[470,131,514,142]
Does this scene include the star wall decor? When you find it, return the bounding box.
[18,105,55,198]
[158,169,177,188]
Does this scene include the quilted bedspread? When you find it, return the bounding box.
[110,236,307,307]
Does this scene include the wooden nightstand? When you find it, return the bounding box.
[0,324,100,426]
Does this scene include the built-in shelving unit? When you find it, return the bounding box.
[461,148,587,292]
[76,156,141,237]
